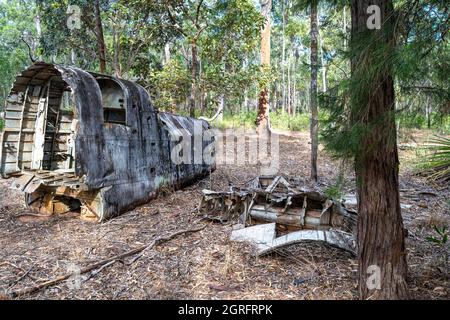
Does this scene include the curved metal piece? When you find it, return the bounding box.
[231,223,357,256]
[1,62,215,220]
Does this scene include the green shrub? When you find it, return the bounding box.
[397,113,450,133]
[398,113,426,129]
[211,111,257,129]
[323,173,346,201]
[426,225,449,272]
[434,114,450,135]
[0,118,4,132]
[270,112,310,131]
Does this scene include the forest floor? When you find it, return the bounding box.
[0,129,448,300]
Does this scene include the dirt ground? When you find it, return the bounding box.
[0,130,448,300]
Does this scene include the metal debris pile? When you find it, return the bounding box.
[199,176,358,255]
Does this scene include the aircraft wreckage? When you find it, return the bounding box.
[0,63,356,255]
[0,62,215,221]
[199,176,358,255]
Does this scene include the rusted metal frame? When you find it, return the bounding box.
[31,79,51,170]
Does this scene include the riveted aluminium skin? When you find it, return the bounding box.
[0,62,215,220]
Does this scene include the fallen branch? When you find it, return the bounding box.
[82,260,116,282]
[8,263,37,289]
[9,225,205,298]
[0,261,39,282]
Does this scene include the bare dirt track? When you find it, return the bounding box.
[0,131,448,300]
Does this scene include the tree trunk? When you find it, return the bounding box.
[34,14,42,61]
[200,87,206,114]
[218,95,224,122]
[310,0,319,182]
[244,55,250,111]
[319,12,327,93]
[351,0,409,300]
[273,81,278,111]
[112,26,121,78]
[293,63,297,117]
[94,0,106,73]
[343,5,348,49]
[256,0,272,131]
[293,47,299,117]
[190,40,198,117]
[287,53,291,114]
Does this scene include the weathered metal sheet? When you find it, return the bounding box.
[199,175,357,254]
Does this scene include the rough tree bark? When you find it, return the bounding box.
[343,5,348,49]
[310,0,319,182]
[293,45,299,116]
[256,0,272,132]
[287,52,291,114]
[318,9,327,94]
[112,26,121,78]
[281,0,286,113]
[425,95,432,129]
[188,0,205,117]
[94,0,106,73]
[351,0,409,299]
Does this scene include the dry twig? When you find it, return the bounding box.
[8,225,205,298]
